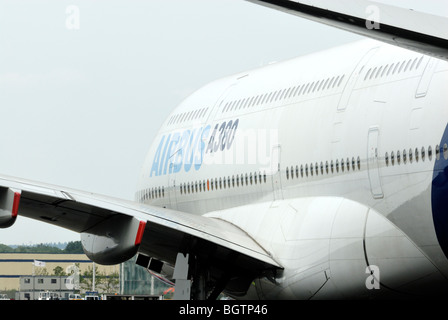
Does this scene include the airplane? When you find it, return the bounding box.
[1,0,448,300]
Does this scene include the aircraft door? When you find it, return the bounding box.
[415,57,438,98]
[168,164,178,210]
[271,145,283,201]
[367,127,384,199]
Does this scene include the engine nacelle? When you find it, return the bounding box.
[0,187,21,228]
[81,214,146,265]
[207,197,448,299]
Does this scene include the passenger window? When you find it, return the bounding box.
[416,56,424,69]
[382,65,389,77]
[387,63,394,76]
[385,152,389,166]
[392,63,399,74]
[398,61,406,73]
[409,148,413,163]
[357,156,361,170]
[415,148,419,162]
[391,151,395,165]
[428,146,432,161]
[376,66,383,78]
[403,149,407,164]
[444,143,448,160]
[303,83,310,94]
[397,150,401,164]
[436,145,440,160]
[404,59,412,72]
[421,147,425,161]
[308,82,315,94]
[365,69,372,80]
[410,58,418,70]
[296,165,299,178]
[286,167,289,179]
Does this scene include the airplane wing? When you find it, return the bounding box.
[0,174,281,296]
[246,0,448,60]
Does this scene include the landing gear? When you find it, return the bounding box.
[136,246,275,300]
[172,253,191,300]
[173,252,211,300]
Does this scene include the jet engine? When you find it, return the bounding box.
[81,214,146,265]
[0,187,21,228]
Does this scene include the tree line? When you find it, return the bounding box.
[0,241,84,254]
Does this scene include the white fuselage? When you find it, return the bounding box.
[136,39,448,299]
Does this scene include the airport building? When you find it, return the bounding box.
[0,253,119,299]
[18,275,76,300]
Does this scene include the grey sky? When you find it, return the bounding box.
[0,0,444,245]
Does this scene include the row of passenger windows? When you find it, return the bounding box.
[286,156,362,180]
[385,144,448,166]
[167,107,209,126]
[137,186,165,202]
[364,56,423,81]
[179,171,268,195]
[221,74,346,114]
[166,56,424,127]
[137,143,446,202]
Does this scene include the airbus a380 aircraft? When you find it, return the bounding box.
[1,0,448,300]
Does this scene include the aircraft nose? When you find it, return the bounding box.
[432,124,448,259]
